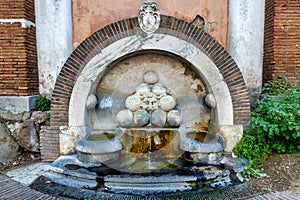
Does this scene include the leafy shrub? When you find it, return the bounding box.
[233,76,300,169]
[36,96,51,111]
[233,129,271,166]
[252,76,300,154]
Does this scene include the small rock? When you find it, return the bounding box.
[17,120,40,152]
[0,122,20,163]
[7,123,16,133]
[21,111,31,121]
[30,111,49,124]
[221,154,248,173]
[236,172,248,182]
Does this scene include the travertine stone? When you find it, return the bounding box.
[167,110,181,127]
[205,94,217,108]
[152,83,167,99]
[76,134,123,163]
[59,126,82,155]
[151,110,166,127]
[220,125,243,152]
[35,0,72,96]
[143,70,159,84]
[160,95,176,111]
[0,95,39,114]
[125,95,141,112]
[135,83,151,94]
[70,34,233,131]
[134,110,150,126]
[116,109,133,127]
[86,94,98,109]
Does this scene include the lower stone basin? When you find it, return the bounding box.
[45,154,248,196]
[86,132,116,140]
[75,131,123,163]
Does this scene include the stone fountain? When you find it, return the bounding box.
[41,1,249,197]
[45,54,247,195]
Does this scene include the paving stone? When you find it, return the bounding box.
[6,162,50,186]
[1,163,300,200]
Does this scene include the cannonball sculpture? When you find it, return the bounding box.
[116,70,181,127]
[116,109,133,127]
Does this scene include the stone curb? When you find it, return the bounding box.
[0,162,299,200]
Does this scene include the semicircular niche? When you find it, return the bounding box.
[43,15,250,163]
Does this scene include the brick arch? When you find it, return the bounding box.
[51,15,250,128]
[43,15,250,160]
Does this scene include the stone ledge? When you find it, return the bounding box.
[0,95,39,114]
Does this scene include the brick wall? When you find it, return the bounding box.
[0,0,38,96]
[40,126,60,161]
[263,0,300,84]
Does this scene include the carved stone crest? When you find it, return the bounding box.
[138,2,161,34]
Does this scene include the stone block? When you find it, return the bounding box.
[59,126,82,155]
[0,122,20,163]
[220,125,243,152]
[0,95,39,114]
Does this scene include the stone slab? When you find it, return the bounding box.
[0,95,39,114]
[6,162,50,186]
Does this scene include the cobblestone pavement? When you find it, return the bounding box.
[0,162,299,200]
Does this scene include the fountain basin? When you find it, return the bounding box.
[75,131,122,163]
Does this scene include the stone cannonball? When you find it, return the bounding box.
[152,83,167,98]
[167,110,181,127]
[143,70,159,84]
[125,95,141,111]
[116,109,133,127]
[135,83,151,94]
[160,95,176,111]
[151,110,167,127]
[134,110,150,126]
[205,93,217,108]
[86,94,98,109]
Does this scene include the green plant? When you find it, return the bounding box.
[233,130,271,166]
[251,76,300,153]
[36,96,51,111]
[233,77,300,176]
[241,166,265,179]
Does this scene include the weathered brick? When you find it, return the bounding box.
[0,0,38,96]
[263,0,300,84]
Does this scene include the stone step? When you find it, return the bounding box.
[104,174,197,195]
[105,182,193,195]
[104,174,197,183]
